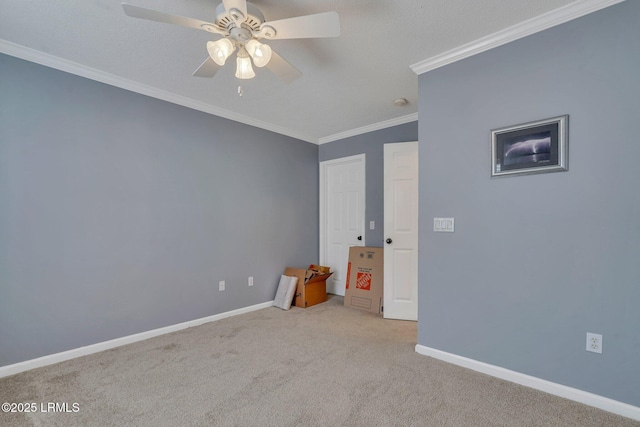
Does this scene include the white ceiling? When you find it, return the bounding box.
[0,0,614,143]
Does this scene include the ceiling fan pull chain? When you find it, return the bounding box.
[238,85,243,97]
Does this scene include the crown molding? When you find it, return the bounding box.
[0,39,418,145]
[318,112,418,145]
[410,0,625,75]
[0,40,317,143]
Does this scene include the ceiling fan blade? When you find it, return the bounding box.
[222,0,247,22]
[192,57,221,78]
[266,50,302,84]
[260,12,340,40]
[121,3,224,35]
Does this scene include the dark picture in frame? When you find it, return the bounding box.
[491,115,568,177]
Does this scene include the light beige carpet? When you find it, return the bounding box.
[0,296,637,426]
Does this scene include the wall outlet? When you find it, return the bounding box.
[248,276,254,287]
[586,332,602,354]
[219,280,225,291]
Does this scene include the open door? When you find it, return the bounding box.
[383,142,418,320]
[319,154,365,296]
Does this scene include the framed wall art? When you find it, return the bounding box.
[491,115,568,177]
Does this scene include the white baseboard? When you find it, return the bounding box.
[0,301,274,379]
[415,344,640,421]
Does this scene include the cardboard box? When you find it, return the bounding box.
[308,264,331,274]
[285,267,333,308]
[344,247,383,314]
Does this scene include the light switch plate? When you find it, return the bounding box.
[434,218,455,232]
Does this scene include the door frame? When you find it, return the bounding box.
[319,153,366,294]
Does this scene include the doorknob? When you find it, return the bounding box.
[357,235,362,241]
[386,238,392,244]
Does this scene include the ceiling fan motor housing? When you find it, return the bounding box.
[229,27,252,43]
[215,2,265,34]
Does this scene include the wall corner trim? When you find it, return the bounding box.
[415,344,640,421]
[0,301,275,379]
[410,0,625,75]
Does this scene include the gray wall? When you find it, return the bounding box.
[318,122,418,246]
[418,1,640,406]
[0,54,319,366]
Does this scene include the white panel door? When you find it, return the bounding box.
[320,154,365,296]
[384,142,418,320]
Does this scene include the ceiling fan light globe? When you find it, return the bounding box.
[235,55,256,79]
[246,40,272,67]
[207,39,235,66]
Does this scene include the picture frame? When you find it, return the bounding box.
[491,115,568,177]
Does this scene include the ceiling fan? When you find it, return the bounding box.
[121,0,340,84]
